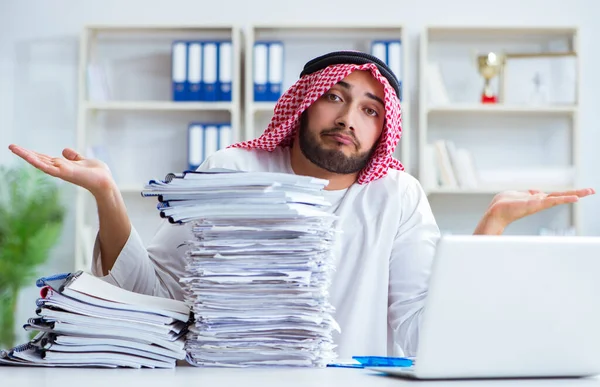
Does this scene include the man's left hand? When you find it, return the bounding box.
[474,188,596,235]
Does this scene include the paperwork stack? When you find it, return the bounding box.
[142,169,341,367]
[0,271,191,368]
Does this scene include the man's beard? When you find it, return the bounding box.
[298,113,377,175]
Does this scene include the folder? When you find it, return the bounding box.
[267,41,284,101]
[35,271,190,317]
[370,40,387,64]
[370,39,403,101]
[202,42,218,101]
[187,41,203,101]
[218,41,233,101]
[140,172,339,367]
[188,123,204,170]
[218,123,232,149]
[0,271,190,368]
[204,124,219,159]
[253,42,268,102]
[171,41,188,101]
[387,40,403,101]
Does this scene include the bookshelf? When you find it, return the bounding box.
[243,24,411,173]
[73,23,409,272]
[427,104,577,115]
[84,101,234,111]
[418,26,580,236]
[74,24,242,271]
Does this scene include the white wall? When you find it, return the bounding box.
[1,0,599,343]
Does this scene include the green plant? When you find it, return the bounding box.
[0,163,65,349]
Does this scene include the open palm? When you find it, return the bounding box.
[488,188,596,226]
[8,144,115,196]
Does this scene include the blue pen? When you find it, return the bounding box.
[352,356,414,368]
[327,356,414,369]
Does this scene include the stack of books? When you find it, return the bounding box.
[143,169,341,367]
[0,271,191,368]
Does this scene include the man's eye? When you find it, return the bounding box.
[327,94,341,101]
[365,108,378,117]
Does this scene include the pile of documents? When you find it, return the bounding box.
[0,271,191,368]
[142,169,341,367]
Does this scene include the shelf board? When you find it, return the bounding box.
[252,102,277,113]
[426,26,577,42]
[85,101,233,112]
[253,23,404,29]
[426,186,577,195]
[253,24,404,34]
[427,26,577,33]
[427,104,577,115]
[86,24,235,33]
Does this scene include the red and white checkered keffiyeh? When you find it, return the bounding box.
[229,63,403,184]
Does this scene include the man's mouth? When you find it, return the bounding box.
[327,134,355,146]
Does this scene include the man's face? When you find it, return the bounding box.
[298,70,386,175]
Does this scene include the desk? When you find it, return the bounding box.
[1,367,600,387]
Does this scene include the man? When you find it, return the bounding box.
[8,51,594,358]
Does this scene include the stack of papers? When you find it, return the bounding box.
[0,271,191,368]
[142,169,341,367]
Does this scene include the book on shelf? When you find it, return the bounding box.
[253,41,284,102]
[172,40,233,102]
[424,140,478,190]
[424,140,576,192]
[187,122,233,171]
[426,61,450,106]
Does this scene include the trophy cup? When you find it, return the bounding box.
[477,52,503,103]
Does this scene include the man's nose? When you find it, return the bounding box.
[335,106,356,132]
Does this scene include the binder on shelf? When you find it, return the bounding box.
[387,40,402,101]
[204,124,219,160]
[218,123,233,149]
[171,41,188,101]
[202,42,218,101]
[267,41,284,101]
[371,41,387,64]
[218,41,233,101]
[187,122,232,170]
[253,42,269,102]
[187,41,203,101]
[370,39,403,101]
[188,123,204,171]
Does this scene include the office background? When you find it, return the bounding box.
[0,0,598,343]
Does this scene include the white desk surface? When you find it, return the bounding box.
[1,366,600,387]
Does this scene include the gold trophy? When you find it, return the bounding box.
[477,52,503,103]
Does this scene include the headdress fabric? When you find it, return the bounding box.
[229,51,403,184]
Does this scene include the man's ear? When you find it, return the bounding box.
[299,110,308,124]
[290,111,308,146]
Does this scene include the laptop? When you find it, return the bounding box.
[369,234,600,379]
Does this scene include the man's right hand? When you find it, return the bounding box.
[8,144,116,198]
[9,144,133,275]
